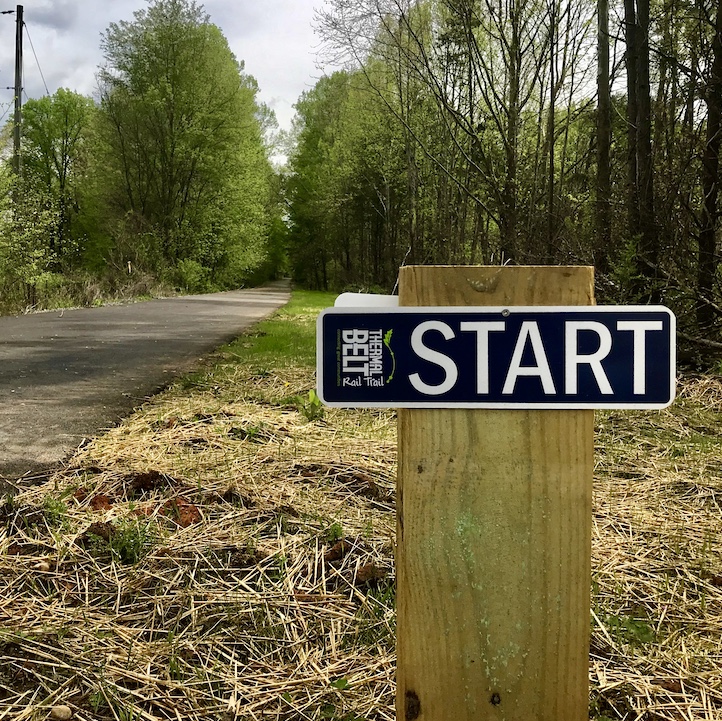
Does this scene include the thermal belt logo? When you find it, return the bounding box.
[339,329,394,387]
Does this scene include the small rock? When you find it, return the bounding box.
[34,561,51,572]
[50,705,73,720]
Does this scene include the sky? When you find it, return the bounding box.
[0,0,334,134]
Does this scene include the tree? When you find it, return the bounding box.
[317,0,597,265]
[21,89,96,264]
[596,0,612,270]
[97,0,275,283]
[287,73,351,289]
[296,0,722,350]
[697,2,722,330]
[0,171,60,308]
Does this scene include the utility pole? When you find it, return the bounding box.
[13,4,23,175]
[3,5,23,174]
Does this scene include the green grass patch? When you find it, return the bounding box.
[225,290,337,369]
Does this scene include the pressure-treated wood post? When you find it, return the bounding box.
[396,266,594,721]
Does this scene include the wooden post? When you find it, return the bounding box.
[396,266,594,721]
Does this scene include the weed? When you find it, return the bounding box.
[95,519,156,565]
[603,612,655,646]
[267,553,288,582]
[294,389,324,422]
[89,688,108,713]
[118,705,140,721]
[178,371,209,391]
[42,496,69,529]
[168,649,183,681]
[324,521,345,543]
[589,685,636,720]
[320,705,364,721]
[228,424,266,442]
[344,581,396,652]
[362,518,375,540]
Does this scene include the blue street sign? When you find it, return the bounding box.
[316,306,676,409]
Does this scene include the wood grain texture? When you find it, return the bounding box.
[395,266,594,721]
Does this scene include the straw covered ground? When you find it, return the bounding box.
[1,290,721,720]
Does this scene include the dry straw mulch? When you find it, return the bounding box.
[1,362,397,721]
[1,343,722,719]
[590,376,722,720]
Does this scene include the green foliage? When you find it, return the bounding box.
[0,2,285,314]
[294,389,325,422]
[89,688,108,713]
[173,259,213,293]
[88,519,156,565]
[287,74,335,287]
[351,580,396,650]
[0,174,60,308]
[296,0,722,345]
[320,703,364,721]
[222,290,337,369]
[324,521,345,543]
[21,89,96,267]
[603,612,656,646]
[97,0,278,282]
[42,496,69,529]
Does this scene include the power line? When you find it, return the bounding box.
[24,22,49,96]
[0,99,12,123]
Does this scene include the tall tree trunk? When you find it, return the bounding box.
[697,3,722,331]
[624,0,640,240]
[625,0,657,299]
[502,0,521,262]
[596,0,612,272]
[547,0,557,263]
[635,0,657,286]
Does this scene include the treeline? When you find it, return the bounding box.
[286,0,722,341]
[0,0,284,313]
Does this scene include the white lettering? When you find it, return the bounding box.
[341,328,384,376]
[342,329,368,344]
[409,321,458,396]
[367,329,384,375]
[459,321,506,394]
[617,320,664,394]
[565,321,613,394]
[502,321,556,395]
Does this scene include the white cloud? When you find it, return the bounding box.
[25,1,79,30]
[0,0,332,132]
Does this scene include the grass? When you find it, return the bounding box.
[1,288,721,720]
[0,271,178,317]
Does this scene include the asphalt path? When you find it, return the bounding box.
[0,280,290,486]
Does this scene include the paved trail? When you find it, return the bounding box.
[0,281,290,485]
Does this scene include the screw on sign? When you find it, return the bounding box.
[316,266,676,721]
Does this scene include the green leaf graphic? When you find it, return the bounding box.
[383,329,396,383]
